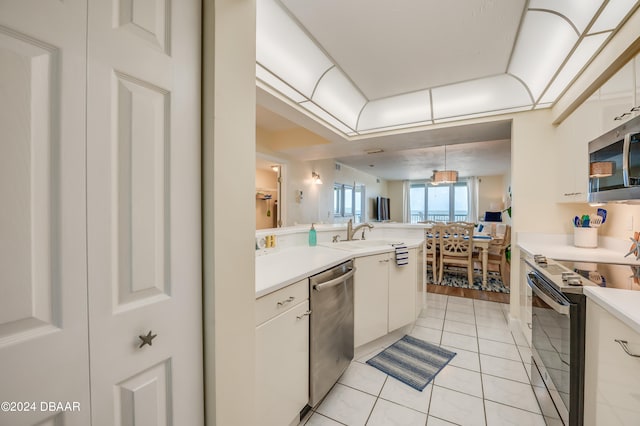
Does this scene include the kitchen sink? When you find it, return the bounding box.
[328,239,402,251]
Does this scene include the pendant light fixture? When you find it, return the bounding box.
[433,144,458,184]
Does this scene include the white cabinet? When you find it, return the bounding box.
[556,53,640,203]
[519,257,532,347]
[256,279,310,426]
[354,249,417,347]
[354,253,390,347]
[556,93,600,202]
[599,60,636,133]
[584,300,640,426]
[389,248,417,331]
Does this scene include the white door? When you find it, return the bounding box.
[85,0,203,425]
[0,1,91,425]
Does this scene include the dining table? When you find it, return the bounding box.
[473,235,493,289]
[424,225,494,289]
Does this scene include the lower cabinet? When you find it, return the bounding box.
[584,299,640,425]
[354,249,417,348]
[389,248,417,331]
[256,280,310,426]
[519,257,532,347]
[354,253,389,347]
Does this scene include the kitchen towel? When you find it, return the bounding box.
[394,244,409,266]
[366,335,456,391]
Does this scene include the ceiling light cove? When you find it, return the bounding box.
[256,0,639,137]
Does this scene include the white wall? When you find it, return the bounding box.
[257,133,388,225]
[333,162,388,223]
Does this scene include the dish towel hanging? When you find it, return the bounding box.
[394,244,409,267]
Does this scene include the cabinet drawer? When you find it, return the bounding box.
[256,278,309,326]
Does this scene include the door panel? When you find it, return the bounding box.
[87,0,203,424]
[0,1,91,425]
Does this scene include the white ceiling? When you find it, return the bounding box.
[280,0,525,100]
[255,0,640,180]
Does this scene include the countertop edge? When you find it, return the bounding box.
[583,287,640,335]
[255,240,423,298]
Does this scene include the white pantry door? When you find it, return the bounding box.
[86,0,203,425]
[0,1,91,425]
[0,0,90,426]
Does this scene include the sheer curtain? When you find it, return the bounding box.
[402,180,411,223]
[466,177,479,223]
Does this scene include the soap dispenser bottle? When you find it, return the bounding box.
[308,223,317,246]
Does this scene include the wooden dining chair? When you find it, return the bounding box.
[438,222,475,285]
[424,223,441,283]
[474,224,511,285]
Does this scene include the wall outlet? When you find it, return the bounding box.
[628,215,634,231]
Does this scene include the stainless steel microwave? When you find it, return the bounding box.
[588,114,640,203]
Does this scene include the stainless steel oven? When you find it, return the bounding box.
[527,260,586,426]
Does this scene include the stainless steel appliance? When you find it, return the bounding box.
[526,256,586,426]
[308,260,355,407]
[588,114,640,203]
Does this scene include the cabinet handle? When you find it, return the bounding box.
[277,296,295,307]
[379,259,390,263]
[527,323,532,330]
[614,339,640,358]
[296,310,312,320]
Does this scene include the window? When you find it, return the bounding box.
[334,183,365,221]
[409,181,469,223]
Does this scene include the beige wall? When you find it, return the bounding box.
[388,181,405,222]
[478,175,506,221]
[202,0,256,424]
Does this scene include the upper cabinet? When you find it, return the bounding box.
[599,60,636,134]
[557,53,640,203]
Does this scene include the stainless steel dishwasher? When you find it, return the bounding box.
[308,259,355,407]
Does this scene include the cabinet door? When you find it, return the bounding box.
[600,60,635,133]
[256,300,310,426]
[585,300,640,425]
[354,254,389,347]
[556,93,599,203]
[389,249,417,332]
[519,258,532,347]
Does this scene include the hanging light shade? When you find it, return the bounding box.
[432,145,458,184]
[433,170,458,184]
[589,161,613,178]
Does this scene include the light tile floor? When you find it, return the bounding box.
[299,293,563,426]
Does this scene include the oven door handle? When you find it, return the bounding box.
[528,275,570,315]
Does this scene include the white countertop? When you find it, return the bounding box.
[518,233,640,265]
[255,246,351,298]
[518,232,640,334]
[584,287,640,335]
[255,239,424,298]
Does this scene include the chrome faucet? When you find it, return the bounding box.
[347,219,374,240]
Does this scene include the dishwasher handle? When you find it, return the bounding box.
[313,267,356,292]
